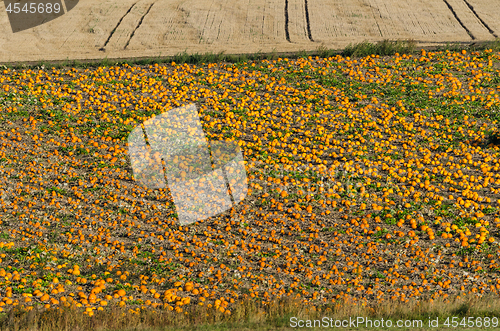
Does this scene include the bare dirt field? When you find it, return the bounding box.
[0,0,498,63]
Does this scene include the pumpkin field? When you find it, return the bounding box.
[1,43,500,330]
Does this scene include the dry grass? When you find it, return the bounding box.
[1,293,500,330]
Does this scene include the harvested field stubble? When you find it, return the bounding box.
[0,48,500,323]
[2,0,500,63]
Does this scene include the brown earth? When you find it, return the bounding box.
[0,0,498,63]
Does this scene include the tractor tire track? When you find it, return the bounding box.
[125,2,155,49]
[462,0,498,38]
[304,0,313,41]
[102,3,137,50]
[442,0,475,40]
[284,0,290,42]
